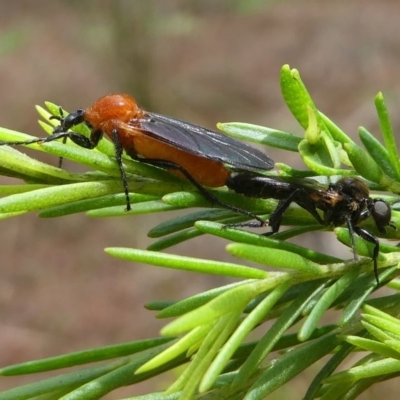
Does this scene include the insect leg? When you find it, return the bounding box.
[344,215,358,262]
[0,130,96,148]
[111,129,131,211]
[266,188,305,234]
[50,107,68,167]
[353,226,380,285]
[133,157,267,226]
[266,188,324,234]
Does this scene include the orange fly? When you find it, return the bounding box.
[1,94,274,220]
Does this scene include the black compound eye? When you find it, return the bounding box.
[371,199,391,233]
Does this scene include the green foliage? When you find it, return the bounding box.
[1,65,400,399]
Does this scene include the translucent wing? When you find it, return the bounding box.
[132,112,274,173]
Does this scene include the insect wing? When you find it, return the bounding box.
[134,112,274,173]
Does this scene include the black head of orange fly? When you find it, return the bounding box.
[1,94,274,220]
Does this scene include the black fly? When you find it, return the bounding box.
[226,174,394,283]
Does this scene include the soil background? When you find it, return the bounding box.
[1,1,400,398]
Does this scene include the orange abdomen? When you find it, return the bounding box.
[123,130,230,187]
[100,120,229,187]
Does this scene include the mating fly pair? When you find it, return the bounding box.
[0,94,394,282]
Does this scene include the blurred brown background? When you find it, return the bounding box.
[1,1,400,398]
